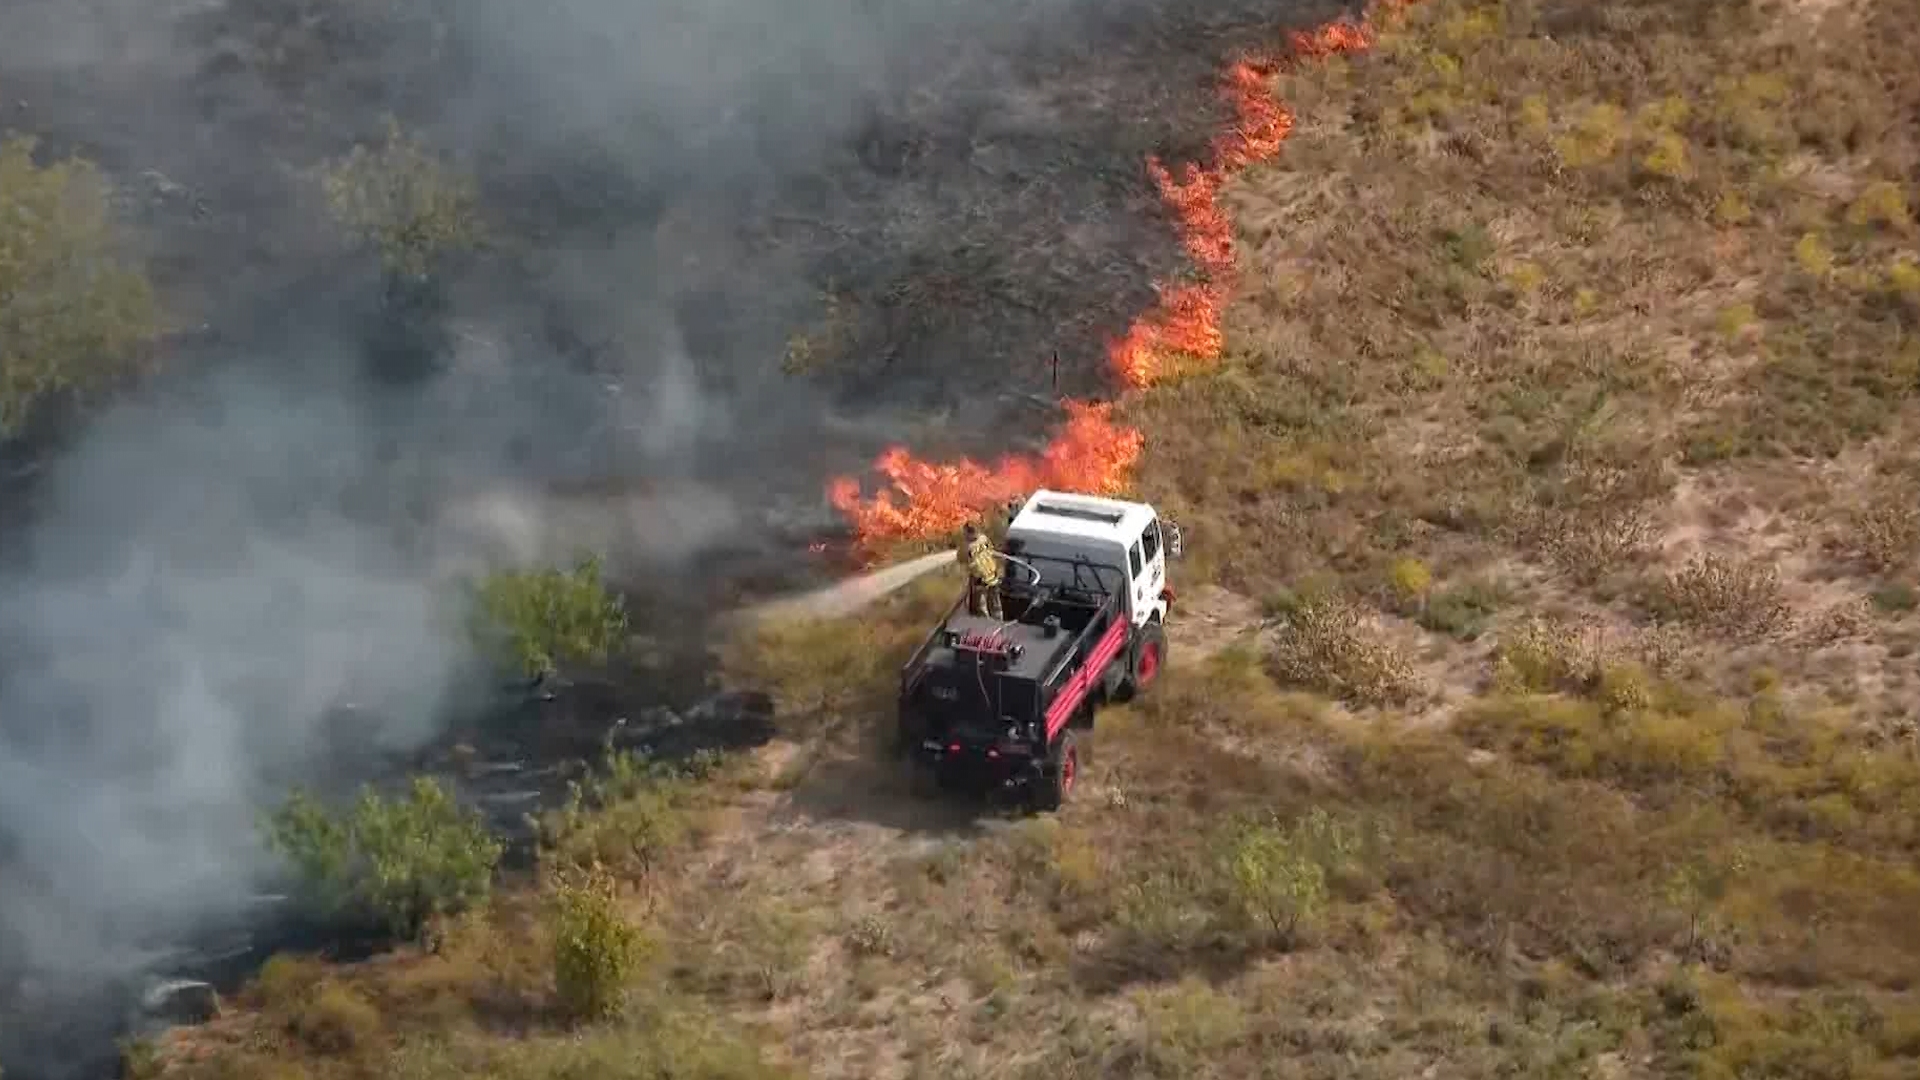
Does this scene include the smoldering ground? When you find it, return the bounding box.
[0,0,1339,1072]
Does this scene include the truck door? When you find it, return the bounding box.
[1127,537,1150,624]
[1141,520,1165,611]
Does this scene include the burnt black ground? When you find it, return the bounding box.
[0,0,1351,1075]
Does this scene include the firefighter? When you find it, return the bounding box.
[960,521,1005,620]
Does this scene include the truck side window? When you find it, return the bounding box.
[1129,540,1143,578]
[1142,521,1160,564]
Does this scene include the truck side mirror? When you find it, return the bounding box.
[1163,520,1185,559]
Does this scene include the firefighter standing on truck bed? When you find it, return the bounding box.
[960,521,1004,620]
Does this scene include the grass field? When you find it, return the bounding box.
[142,0,1920,1077]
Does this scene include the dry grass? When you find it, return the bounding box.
[143,0,1920,1078]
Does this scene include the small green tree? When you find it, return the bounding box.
[471,555,630,679]
[1225,808,1373,948]
[0,136,160,433]
[1662,846,1749,961]
[550,861,651,1021]
[264,776,503,939]
[320,119,481,280]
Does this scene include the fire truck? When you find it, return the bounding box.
[896,489,1183,810]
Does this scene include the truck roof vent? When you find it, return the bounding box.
[1031,501,1125,525]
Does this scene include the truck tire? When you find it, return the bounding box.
[1032,729,1080,812]
[1113,619,1167,703]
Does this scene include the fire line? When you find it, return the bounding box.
[827,7,1396,555]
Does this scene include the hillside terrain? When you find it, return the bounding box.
[115,0,1920,1077]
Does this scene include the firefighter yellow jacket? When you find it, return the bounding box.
[961,534,1003,586]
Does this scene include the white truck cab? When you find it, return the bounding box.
[1002,489,1182,627]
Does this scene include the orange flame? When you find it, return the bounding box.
[1108,19,1375,390]
[827,400,1144,550]
[1108,282,1225,390]
[826,10,1390,551]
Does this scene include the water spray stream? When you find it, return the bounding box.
[742,549,955,623]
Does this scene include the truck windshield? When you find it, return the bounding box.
[1004,541,1124,597]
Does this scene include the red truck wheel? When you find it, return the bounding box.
[1033,730,1080,812]
[1113,620,1167,703]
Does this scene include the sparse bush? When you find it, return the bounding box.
[1850,501,1920,572]
[1418,579,1504,640]
[1597,661,1653,714]
[1793,232,1835,278]
[1115,866,1214,955]
[118,1038,163,1080]
[471,555,629,680]
[550,862,650,1021]
[321,119,481,278]
[1661,848,1749,961]
[1871,582,1917,613]
[1714,189,1754,225]
[1440,222,1495,270]
[291,981,382,1054]
[1269,596,1423,706]
[1493,617,1599,694]
[1135,978,1249,1074]
[1716,302,1759,341]
[1387,556,1433,611]
[1846,181,1911,231]
[1656,553,1794,639]
[0,136,160,433]
[264,777,503,939]
[1536,504,1659,580]
[1891,258,1920,300]
[1637,130,1693,182]
[845,914,896,958]
[539,743,705,881]
[684,900,817,1004]
[1553,101,1626,168]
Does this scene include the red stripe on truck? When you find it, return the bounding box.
[1044,619,1130,738]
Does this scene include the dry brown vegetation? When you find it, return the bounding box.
[141,0,1920,1077]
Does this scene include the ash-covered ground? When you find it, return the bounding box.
[0,0,1342,1074]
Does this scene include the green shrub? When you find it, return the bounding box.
[1418,580,1505,640]
[550,862,650,1021]
[0,136,160,432]
[1870,582,1917,613]
[321,119,481,279]
[264,777,503,939]
[1846,180,1912,231]
[470,555,629,679]
[1387,557,1433,611]
[538,743,711,877]
[1223,808,1378,948]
